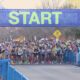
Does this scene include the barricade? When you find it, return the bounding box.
[77,53,80,66]
[63,50,76,64]
[7,66,29,80]
[0,59,9,80]
[0,59,29,80]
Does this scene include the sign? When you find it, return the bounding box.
[53,29,62,38]
[0,9,80,27]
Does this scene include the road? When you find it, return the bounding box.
[14,65,80,80]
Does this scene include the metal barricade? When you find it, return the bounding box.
[0,59,9,80]
[63,50,76,64]
[77,53,80,66]
[7,66,29,80]
[0,59,29,80]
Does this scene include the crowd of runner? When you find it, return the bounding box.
[0,38,80,65]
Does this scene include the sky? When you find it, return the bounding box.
[1,0,42,9]
[0,0,80,9]
[0,0,66,9]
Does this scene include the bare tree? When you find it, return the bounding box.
[37,0,77,9]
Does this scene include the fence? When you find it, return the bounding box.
[77,53,80,66]
[63,51,76,64]
[0,59,29,80]
[0,59,9,80]
[63,51,80,66]
[7,66,29,80]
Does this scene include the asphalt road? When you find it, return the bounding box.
[14,65,80,80]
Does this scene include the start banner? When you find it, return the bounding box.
[0,9,80,27]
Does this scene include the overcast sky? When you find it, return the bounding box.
[0,0,80,9]
[1,0,42,9]
[1,0,67,9]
